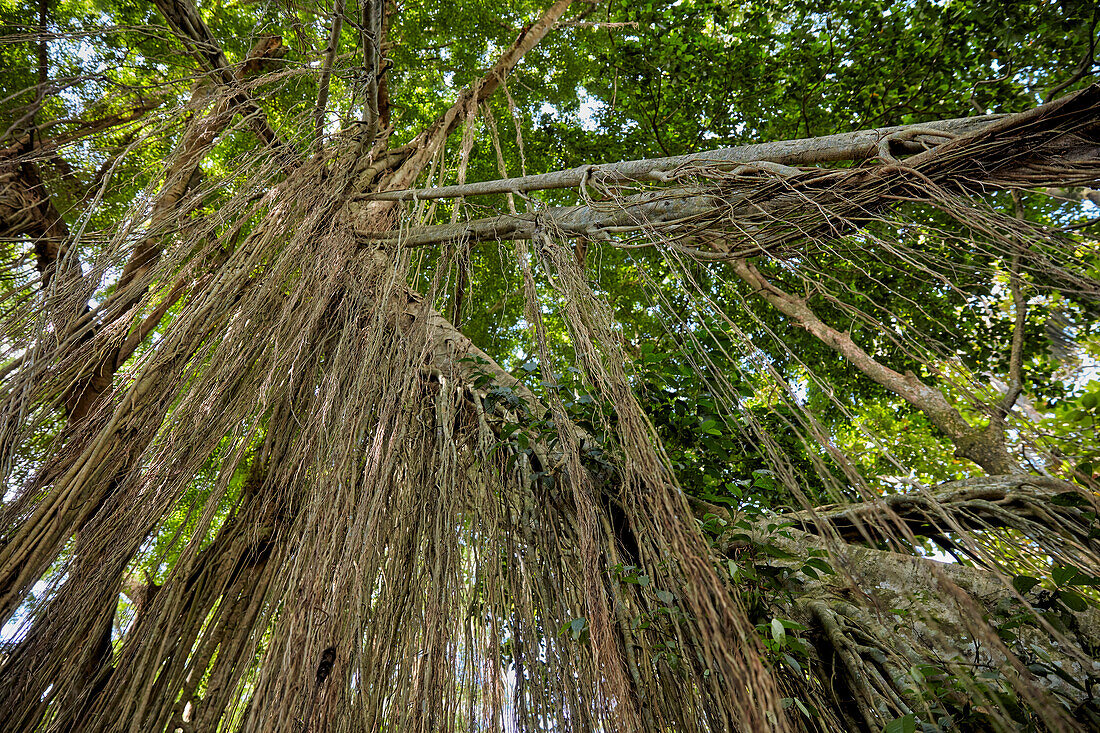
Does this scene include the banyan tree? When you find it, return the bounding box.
[2,0,1100,730]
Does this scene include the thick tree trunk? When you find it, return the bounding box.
[746,525,1094,730]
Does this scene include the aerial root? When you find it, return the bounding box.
[803,599,915,730]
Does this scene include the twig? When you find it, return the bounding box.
[313,0,346,150]
[1045,10,1099,102]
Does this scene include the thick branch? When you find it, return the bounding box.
[730,257,1020,474]
[0,152,72,284]
[359,0,384,138]
[363,114,1000,202]
[359,84,1100,250]
[359,185,723,247]
[783,475,1093,550]
[152,0,283,147]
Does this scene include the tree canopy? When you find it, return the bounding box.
[1,0,1100,731]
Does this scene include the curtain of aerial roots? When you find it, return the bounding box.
[0,144,787,730]
[4,96,1100,733]
[549,138,1100,729]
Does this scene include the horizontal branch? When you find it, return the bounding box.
[359,186,724,247]
[360,115,1000,202]
[358,84,1100,253]
[784,474,1087,542]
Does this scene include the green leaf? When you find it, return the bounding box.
[882,713,917,733]
[803,557,835,575]
[1052,565,1079,588]
[770,618,785,643]
[758,543,797,560]
[1058,590,1089,612]
[1012,575,1040,595]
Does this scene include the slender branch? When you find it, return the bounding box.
[35,0,48,122]
[1044,9,1099,102]
[999,190,1028,419]
[313,0,346,150]
[114,271,203,367]
[374,0,579,196]
[12,97,165,155]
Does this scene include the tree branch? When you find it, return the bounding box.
[358,0,384,138]
[997,191,1028,421]
[730,257,1021,474]
[313,0,346,150]
[370,0,578,198]
[358,185,724,247]
[362,114,999,202]
[358,84,1100,250]
[152,0,284,147]
[783,474,1090,546]
[1044,9,1099,103]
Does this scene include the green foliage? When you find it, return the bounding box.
[1044,380,1100,487]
